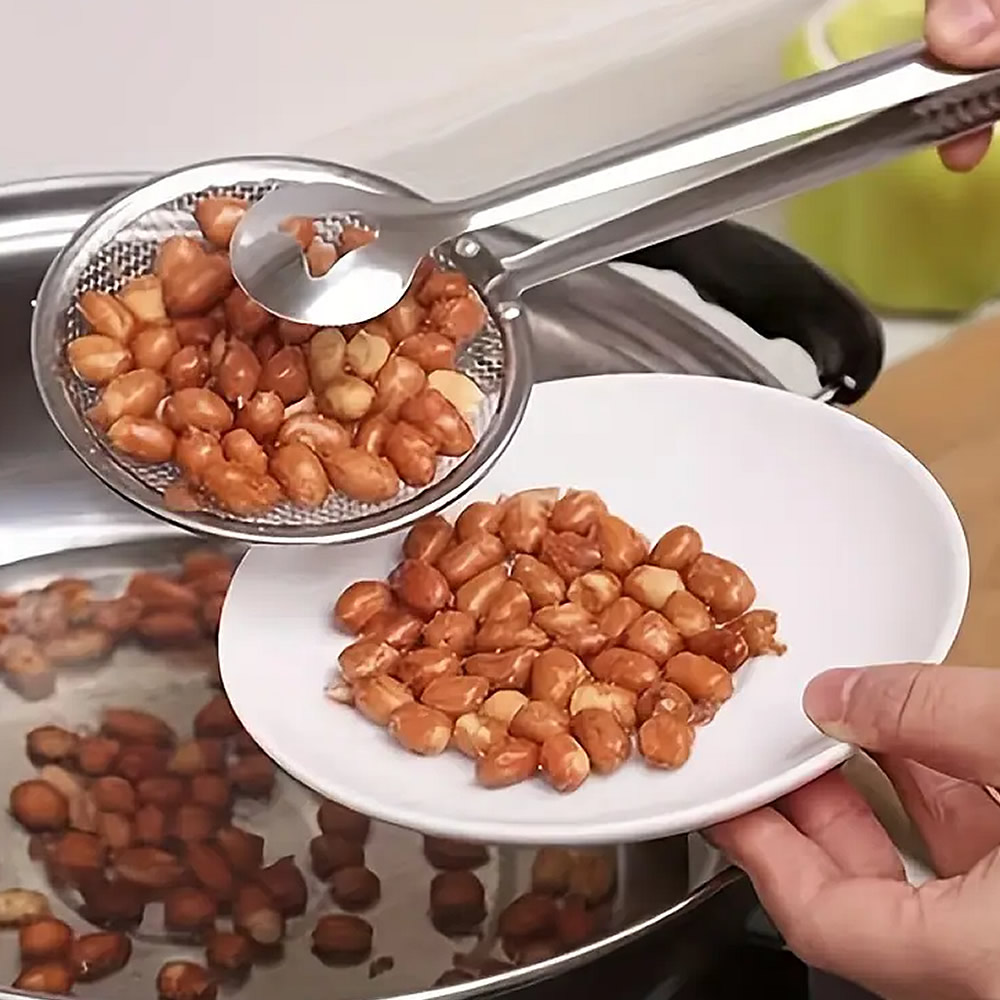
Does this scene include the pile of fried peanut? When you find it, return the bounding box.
[66,196,487,517]
[329,488,785,792]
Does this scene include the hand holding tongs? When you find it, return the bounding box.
[229,42,1000,326]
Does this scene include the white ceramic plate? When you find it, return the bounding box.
[219,374,969,844]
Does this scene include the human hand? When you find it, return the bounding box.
[708,663,1000,1000]
[926,0,1000,169]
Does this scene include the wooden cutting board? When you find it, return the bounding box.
[851,316,1000,668]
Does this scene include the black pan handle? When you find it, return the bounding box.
[619,220,884,405]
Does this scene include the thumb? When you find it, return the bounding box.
[804,663,1000,786]
[926,0,1000,64]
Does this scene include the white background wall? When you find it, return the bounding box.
[0,0,824,199]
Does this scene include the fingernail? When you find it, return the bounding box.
[932,0,998,46]
[803,667,863,742]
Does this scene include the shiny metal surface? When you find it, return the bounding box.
[0,174,775,999]
[230,43,1000,325]
[24,165,785,554]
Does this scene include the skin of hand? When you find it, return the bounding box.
[927,0,1000,169]
[708,663,1000,1000]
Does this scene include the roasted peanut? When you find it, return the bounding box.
[91,776,136,815]
[451,713,508,759]
[334,580,393,634]
[360,607,423,649]
[339,638,401,682]
[319,373,376,421]
[529,648,585,708]
[318,799,371,841]
[112,846,186,889]
[322,447,400,502]
[569,682,637,731]
[304,327,346,390]
[235,390,284,442]
[330,865,381,911]
[399,387,474,456]
[163,387,233,435]
[184,844,234,907]
[131,323,178,370]
[10,779,69,832]
[353,412,392,455]
[101,706,175,744]
[484,580,532,628]
[725,609,786,656]
[89,368,167,429]
[649,526,703,572]
[26,726,79,764]
[205,931,252,975]
[259,345,309,404]
[190,774,231,813]
[596,514,648,576]
[306,239,339,277]
[78,289,137,343]
[223,286,271,341]
[278,319,318,346]
[394,647,460,694]
[540,732,590,792]
[571,708,631,774]
[174,315,219,348]
[664,652,734,703]
[229,753,276,798]
[256,856,308,917]
[455,563,509,620]
[429,869,486,933]
[481,689,530,726]
[277,411,350,456]
[164,885,217,935]
[214,339,260,403]
[568,850,616,905]
[14,963,75,995]
[134,803,167,846]
[624,610,684,664]
[418,615,473,662]
[421,674,489,719]
[540,531,601,583]
[174,428,224,485]
[166,344,210,390]
[219,428,266,474]
[195,196,247,249]
[389,559,452,618]
[510,700,570,743]
[170,803,219,843]
[201,462,282,515]
[155,236,204,282]
[78,877,145,927]
[455,501,501,541]
[498,892,558,943]
[76,736,120,777]
[496,491,552,555]
[0,888,51,927]
[428,295,485,344]
[590,648,659,692]
[117,274,167,325]
[401,514,453,563]
[163,254,234,317]
[167,738,225,776]
[437,533,506,589]
[533,603,606,658]
[475,621,549,653]
[566,570,620,614]
[310,834,363,877]
[476,737,539,788]
[19,917,73,962]
[269,442,330,506]
[374,355,425,418]
[426,370,485,422]
[549,489,606,534]
[311,913,373,964]
[71,930,131,981]
[685,626,750,671]
[107,415,176,462]
[115,743,169,782]
[638,714,694,769]
[530,847,574,896]
[385,420,438,486]
[397,331,455,371]
[622,565,683,610]
[345,330,391,381]
[353,674,413,725]
[636,679,694,726]
[136,776,185,809]
[661,590,712,638]
[683,553,756,622]
[0,635,53,700]
[388,702,452,755]
[156,960,217,1000]
[67,334,133,384]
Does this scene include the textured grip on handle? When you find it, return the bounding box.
[912,77,1000,141]
[620,222,884,406]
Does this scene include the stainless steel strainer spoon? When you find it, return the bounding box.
[231,41,1000,328]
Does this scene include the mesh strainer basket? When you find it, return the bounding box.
[31,157,532,545]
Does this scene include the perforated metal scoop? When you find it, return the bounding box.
[230,43,1000,328]
[31,43,1000,546]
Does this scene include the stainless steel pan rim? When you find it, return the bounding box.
[30,156,533,547]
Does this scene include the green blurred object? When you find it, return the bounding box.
[783,0,1000,315]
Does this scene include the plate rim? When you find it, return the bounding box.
[221,372,970,844]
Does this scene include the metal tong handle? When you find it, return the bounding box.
[495,62,1000,298]
[463,41,982,230]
